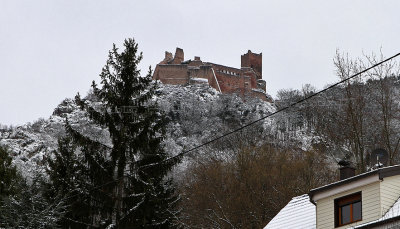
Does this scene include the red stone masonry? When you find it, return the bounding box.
[241,50,262,80]
[153,48,268,101]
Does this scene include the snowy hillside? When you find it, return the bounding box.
[0,83,280,177]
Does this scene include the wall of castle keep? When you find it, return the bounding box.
[214,72,250,94]
[153,65,188,85]
[152,48,268,101]
[188,65,217,88]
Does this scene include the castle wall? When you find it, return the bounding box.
[188,59,204,67]
[188,65,216,87]
[152,48,267,101]
[241,68,260,90]
[214,71,253,95]
[210,63,243,76]
[188,66,213,80]
[153,64,189,85]
[211,64,246,94]
[248,89,269,101]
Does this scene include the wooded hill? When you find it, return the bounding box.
[1,43,400,228]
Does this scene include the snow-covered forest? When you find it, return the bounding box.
[1,39,400,228]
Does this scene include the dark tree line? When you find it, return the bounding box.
[178,142,336,228]
[0,145,67,228]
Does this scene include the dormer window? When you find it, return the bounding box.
[335,192,362,227]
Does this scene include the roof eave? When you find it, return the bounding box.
[309,165,400,204]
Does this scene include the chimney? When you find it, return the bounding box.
[194,56,201,61]
[338,160,355,180]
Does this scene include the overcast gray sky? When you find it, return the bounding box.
[1,0,400,125]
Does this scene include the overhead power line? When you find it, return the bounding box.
[62,51,400,203]
[149,51,400,165]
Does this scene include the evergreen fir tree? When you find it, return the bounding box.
[0,145,18,198]
[49,38,180,228]
[47,135,114,228]
[0,175,66,228]
[0,147,66,229]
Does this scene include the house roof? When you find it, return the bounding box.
[309,165,400,203]
[264,194,316,229]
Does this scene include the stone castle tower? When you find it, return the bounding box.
[241,50,262,80]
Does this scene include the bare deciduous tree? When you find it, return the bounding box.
[178,143,336,228]
[365,51,400,165]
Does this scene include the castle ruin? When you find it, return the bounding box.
[152,48,268,101]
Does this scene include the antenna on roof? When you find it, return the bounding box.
[370,148,389,169]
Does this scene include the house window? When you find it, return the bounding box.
[335,192,362,227]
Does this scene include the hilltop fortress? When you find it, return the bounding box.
[152,48,268,101]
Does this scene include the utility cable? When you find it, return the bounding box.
[142,51,400,167]
[60,51,400,204]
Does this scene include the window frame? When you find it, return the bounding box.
[334,192,362,227]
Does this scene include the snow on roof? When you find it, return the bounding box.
[264,194,316,229]
[383,197,400,219]
[353,196,400,228]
